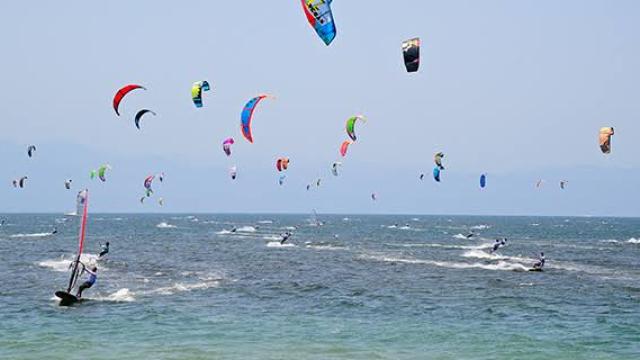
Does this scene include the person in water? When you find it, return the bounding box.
[51,227,58,235]
[230,227,237,233]
[280,232,292,245]
[466,232,475,239]
[99,242,109,258]
[76,266,97,298]
[533,252,545,270]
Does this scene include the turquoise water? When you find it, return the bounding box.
[1,214,639,359]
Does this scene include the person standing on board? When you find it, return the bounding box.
[99,242,110,258]
[76,266,97,298]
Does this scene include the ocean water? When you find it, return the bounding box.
[0,214,639,359]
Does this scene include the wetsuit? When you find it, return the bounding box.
[280,232,291,245]
[99,243,109,258]
[76,269,97,298]
[491,240,501,253]
[533,255,545,269]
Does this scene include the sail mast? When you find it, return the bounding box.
[66,190,89,293]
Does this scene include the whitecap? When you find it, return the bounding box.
[11,232,53,238]
[237,226,256,233]
[628,238,640,244]
[156,222,176,229]
[267,242,296,248]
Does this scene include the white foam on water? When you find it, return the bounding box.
[453,234,469,239]
[92,288,135,302]
[470,224,491,230]
[282,226,296,231]
[462,249,505,260]
[360,254,530,272]
[148,277,222,296]
[263,235,283,241]
[237,226,256,233]
[267,242,296,248]
[306,244,347,251]
[627,238,640,244]
[38,253,100,272]
[600,239,619,243]
[156,222,176,229]
[389,243,494,250]
[258,220,273,224]
[11,232,53,238]
[216,229,232,235]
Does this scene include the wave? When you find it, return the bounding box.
[389,242,494,250]
[237,226,256,233]
[11,232,53,238]
[282,226,297,231]
[156,222,176,229]
[600,239,619,244]
[628,238,640,244]
[216,229,232,235]
[470,224,491,230]
[306,244,347,251]
[267,242,296,248]
[453,233,470,239]
[38,253,100,272]
[263,235,283,241]
[258,220,273,224]
[92,288,135,302]
[360,254,530,272]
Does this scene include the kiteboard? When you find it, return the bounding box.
[528,268,544,272]
[55,291,81,306]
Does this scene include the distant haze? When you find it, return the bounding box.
[0,1,638,216]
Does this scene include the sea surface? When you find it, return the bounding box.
[0,214,639,359]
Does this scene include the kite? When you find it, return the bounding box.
[113,84,146,116]
[402,38,420,73]
[300,0,337,46]
[192,81,210,108]
[346,115,366,142]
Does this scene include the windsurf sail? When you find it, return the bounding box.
[66,189,89,293]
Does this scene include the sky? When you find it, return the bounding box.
[0,0,639,216]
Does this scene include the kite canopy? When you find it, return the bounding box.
[276,158,290,172]
[433,167,441,182]
[346,115,366,142]
[97,165,111,182]
[27,145,36,158]
[480,174,487,188]
[300,0,336,46]
[134,109,156,130]
[192,81,210,108]
[434,152,445,170]
[599,127,614,154]
[113,84,146,116]
[144,175,155,190]
[241,95,270,143]
[402,38,421,73]
[223,138,235,156]
[331,162,342,176]
[340,140,352,157]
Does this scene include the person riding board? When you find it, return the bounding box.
[76,265,97,298]
[280,232,292,245]
[99,242,109,258]
[532,252,545,270]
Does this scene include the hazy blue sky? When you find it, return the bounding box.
[1,1,639,215]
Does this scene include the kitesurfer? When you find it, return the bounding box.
[231,227,237,233]
[280,232,292,245]
[99,242,110,258]
[76,266,97,298]
[490,239,501,253]
[51,227,58,235]
[532,252,545,270]
[466,232,475,239]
